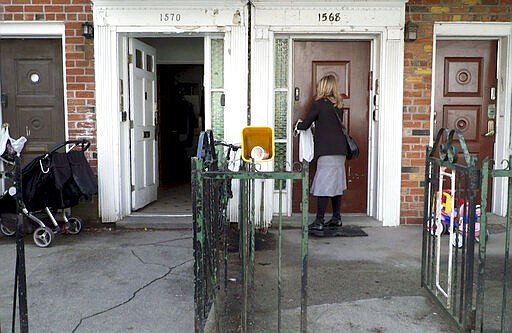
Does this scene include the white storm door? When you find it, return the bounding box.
[128,38,158,210]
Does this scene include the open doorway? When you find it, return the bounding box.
[133,37,204,215]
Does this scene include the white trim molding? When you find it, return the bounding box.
[0,21,70,157]
[92,1,247,222]
[251,1,406,226]
[433,22,512,217]
[92,0,407,225]
[0,21,65,37]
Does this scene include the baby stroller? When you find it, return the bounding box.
[0,139,97,247]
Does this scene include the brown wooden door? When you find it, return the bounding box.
[292,41,370,214]
[435,40,497,208]
[0,39,65,164]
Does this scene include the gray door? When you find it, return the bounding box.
[0,39,65,163]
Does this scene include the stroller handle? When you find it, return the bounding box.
[48,139,91,154]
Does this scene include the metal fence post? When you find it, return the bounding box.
[300,161,309,333]
[193,132,310,332]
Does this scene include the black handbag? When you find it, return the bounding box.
[345,133,359,160]
[332,108,359,160]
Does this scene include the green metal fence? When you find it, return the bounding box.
[476,157,511,332]
[192,130,310,333]
[1,153,29,333]
[422,128,511,332]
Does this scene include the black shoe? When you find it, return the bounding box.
[308,218,325,231]
[325,216,342,228]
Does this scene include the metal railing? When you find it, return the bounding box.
[192,130,310,333]
[422,128,511,332]
[1,154,29,333]
[476,157,511,332]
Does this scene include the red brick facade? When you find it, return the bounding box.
[3,1,512,223]
[1,0,96,169]
[401,0,512,224]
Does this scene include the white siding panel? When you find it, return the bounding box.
[95,24,123,222]
[378,32,403,226]
[224,26,249,224]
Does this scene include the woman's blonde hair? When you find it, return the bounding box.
[315,74,343,108]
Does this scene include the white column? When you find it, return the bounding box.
[378,28,404,226]
[251,27,271,126]
[224,25,248,143]
[250,26,275,226]
[224,25,249,223]
[94,23,123,222]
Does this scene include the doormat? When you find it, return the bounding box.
[309,225,368,238]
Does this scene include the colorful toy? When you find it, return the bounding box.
[426,190,488,248]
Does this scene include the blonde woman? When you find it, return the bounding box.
[295,74,348,234]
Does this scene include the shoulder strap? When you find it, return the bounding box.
[332,107,347,134]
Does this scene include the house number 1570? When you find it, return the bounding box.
[318,12,341,22]
[160,13,181,22]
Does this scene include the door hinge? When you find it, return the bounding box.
[131,185,135,192]
[130,120,134,128]
[128,54,133,64]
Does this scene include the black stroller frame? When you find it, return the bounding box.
[0,123,29,332]
[1,139,97,248]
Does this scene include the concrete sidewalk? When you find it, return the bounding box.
[0,216,458,332]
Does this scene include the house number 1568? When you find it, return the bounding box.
[318,12,341,22]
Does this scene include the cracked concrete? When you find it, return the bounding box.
[0,227,194,333]
[0,216,467,333]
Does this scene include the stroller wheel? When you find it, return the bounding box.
[428,219,445,237]
[0,223,16,237]
[451,231,464,249]
[65,217,83,235]
[33,227,53,248]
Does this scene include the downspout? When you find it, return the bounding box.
[247,1,253,125]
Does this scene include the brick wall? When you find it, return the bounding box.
[0,0,96,170]
[401,0,512,224]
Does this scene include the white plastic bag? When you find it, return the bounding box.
[0,125,27,160]
[298,128,314,162]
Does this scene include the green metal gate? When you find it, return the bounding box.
[192,130,310,333]
[422,128,511,332]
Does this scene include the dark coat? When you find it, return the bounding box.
[297,98,347,159]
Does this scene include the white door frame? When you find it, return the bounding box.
[93,1,247,222]
[94,0,406,225]
[251,1,406,226]
[282,34,380,220]
[433,22,512,216]
[0,22,69,194]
